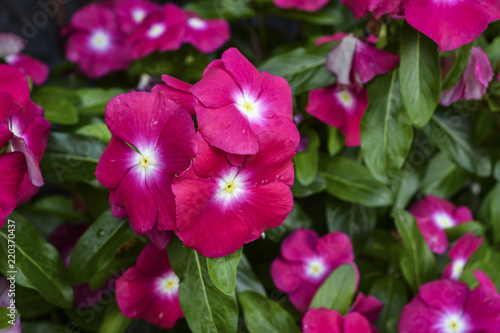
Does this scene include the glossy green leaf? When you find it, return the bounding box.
[391,164,421,212]
[309,264,357,314]
[421,152,470,198]
[0,212,73,308]
[327,126,344,156]
[32,196,86,221]
[76,123,112,143]
[21,322,66,333]
[423,112,491,177]
[479,183,500,246]
[361,71,414,183]
[99,298,132,333]
[291,172,326,198]
[235,254,266,296]
[184,0,254,20]
[69,210,135,284]
[259,43,336,95]
[75,87,126,115]
[168,237,238,333]
[238,291,300,333]
[294,129,320,186]
[319,155,393,207]
[442,43,473,90]
[393,209,436,292]
[207,248,242,296]
[32,86,80,125]
[369,276,408,333]
[400,23,441,127]
[445,222,484,242]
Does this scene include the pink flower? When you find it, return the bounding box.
[0,153,26,226]
[0,33,49,85]
[325,34,400,88]
[338,0,403,18]
[183,11,230,53]
[270,229,358,312]
[114,0,160,34]
[95,91,198,233]
[408,195,473,254]
[128,4,186,59]
[152,74,195,116]
[442,233,483,280]
[191,47,299,155]
[65,3,133,78]
[350,293,384,327]
[398,274,500,333]
[440,46,494,106]
[302,308,374,333]
[0,276,21,333]
[403,0,500,52]
[305,83,368,146]
[172,131,295,257]
[273,0,329,12]
[116,243,183,328]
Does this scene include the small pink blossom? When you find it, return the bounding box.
[399,274,500,333]
[191,47,299,155]
[172,131,295,257]
[128,4,186,59]
[306,83,368,146]
[270,229,358,312]
[95,91,198,233]
[409,195,473,254]
[183,11,230,53]
[116,243,183,328]
[440,46,494,106]
[0,153,26,226]
[273,0,329,12]
[442,233,483,280]
[338,0,403,18]
[114,0,160,34]
[152,74,195,116]
[404,0,500,52]
[302,308,375,333]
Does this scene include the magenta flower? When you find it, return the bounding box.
[325,34,399,88]
[306,83,368,146]
[128,4,186,59]
[440,46,494,106]
[172,131,295,257]
[116,243,183,328]
[191,48,299,155]
[442,233,483,280]
[183,11,230,54]
[302,308,374,333]
[339,0,402,18]
[95,91,198,233]
[0,33,48,85]
[273,0,329,12]
[114,0,160,34]
[0,276,21,333]
[404,0,500,52]
[350,293,384,329]
[0,153,26,226]
[152,74,195,116]
[270,229,358,312]
[398,275,500,333]
[408,195,473,254]
[65,3,133,78]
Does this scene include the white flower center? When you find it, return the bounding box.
[451,259,466,280]
[433,212,455,229]
[157,272,179,296]
[305,258,327,279]
[132,9,146,24]
[438,313,468,333]
[188,17,207,30]
[90,30,111,51]
[216,170,245,204]
[336,89,354,108]
[147,23,166,38]
[235,93,261,122]
[132,146,158,177]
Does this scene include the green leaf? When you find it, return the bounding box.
[69,210,135,284]
[319,155,393,207]
[267,2,349,25]
[309,264,357,314]
[40,132,107,182]
[168,237,238,333]
[369,276,408,333]
[207,248,242,296]
[445,222,484,242]
[361,71,414,183]
[393,209,436,292]
[16,285,54,319]
[32,196,86,221]
[0,306,15,329]
[494,160,500,181]
[391,164,421,212]
[479,183,500,246]
[235,254,266,296]
[31,86,80,125]
[326,197,376,251]
[238,291,300,333]
[0,212,73,308]
[421,152,470,198]
[75,88,126,115]
[294,129,320,186]
[291,172,326,198]
[21,322,66,333]
[327,126,344,156]
[423,111,491,177]
[184,0,254,20]
[76,123,112,143]
[400,23,441,127]
[259,43,336,95]
[442,43,473,90]
[266,203,312,243]
[99,298,132,333]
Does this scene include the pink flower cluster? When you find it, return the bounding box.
[96,47,299,258]
[306,33,399,146]
[0,64,50,226]
[64,0,230,78]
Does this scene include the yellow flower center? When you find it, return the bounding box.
[340,91,351,103]
[140,157,150,167]
[165,280,175,289]
[243,102,253,112]
[225,182,236,193]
